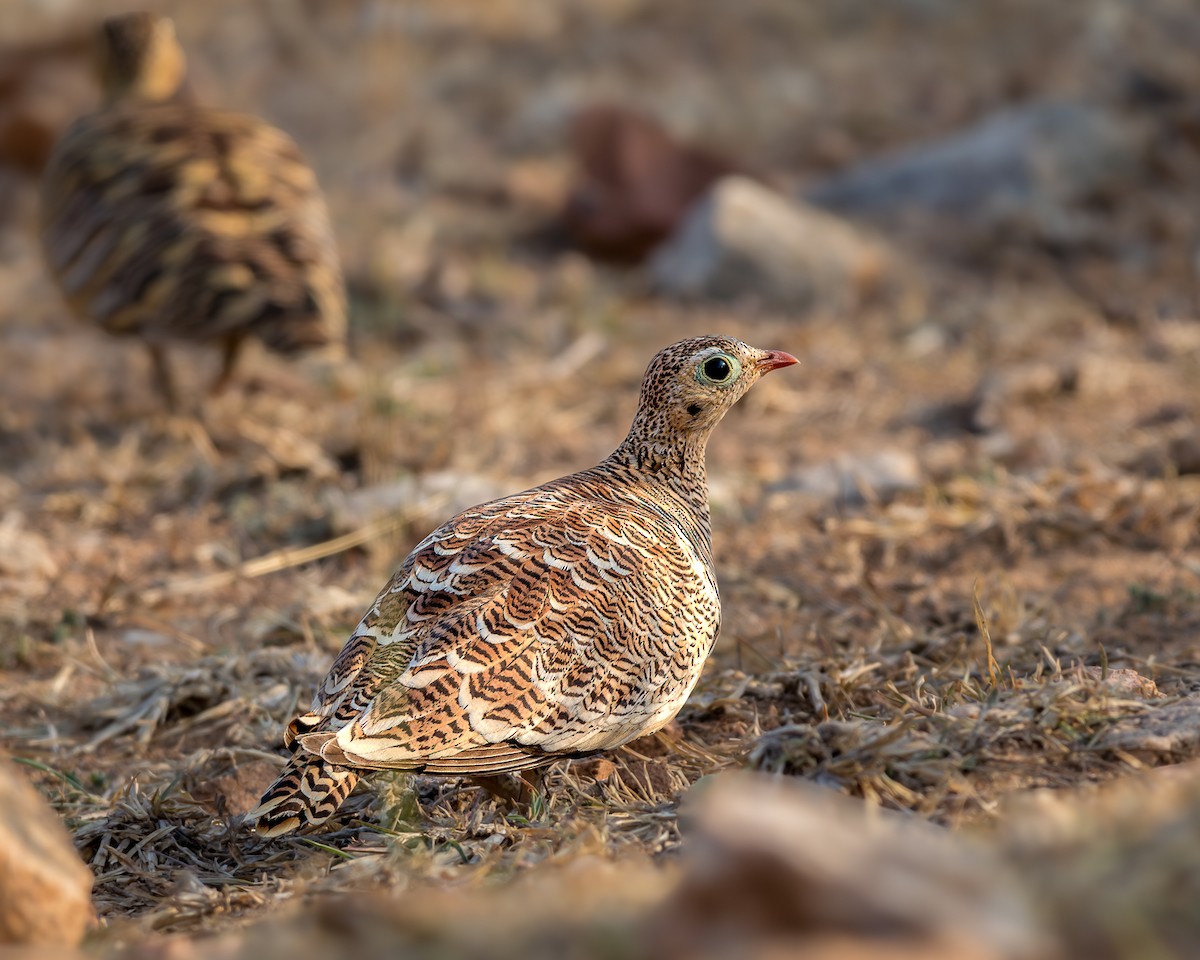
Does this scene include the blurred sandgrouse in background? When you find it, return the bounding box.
[38,12,346,409]
[250,335,797,836]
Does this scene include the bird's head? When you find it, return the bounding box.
[96,12,188,105]
[622,335,797,463]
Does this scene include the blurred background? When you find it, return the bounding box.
[3,1,1200,958]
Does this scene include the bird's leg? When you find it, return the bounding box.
[472,774,525,805]
[145,344,221,460]
[209,333,246,396]
[472,768,547,808]
[146,343,179,412]
[520,766,547,802]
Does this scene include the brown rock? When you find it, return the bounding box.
[0,30,93,176]
[563,104,741,263]
[0,757,94,946]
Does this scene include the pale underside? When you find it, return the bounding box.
[288,471,721,775]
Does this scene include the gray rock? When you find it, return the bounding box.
[648,175,897,309]
[969,354,1136,435]
[1168,431,1200,476]
[770,448,922,505]
[807,100,1142,224]
[1098,695,1200,762]
[970,362,1069,434]
[0,758,94,946]
[1076,666,1160,699]
[325,471,509,534]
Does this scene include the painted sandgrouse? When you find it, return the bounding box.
[39,12,346,408]
[250,336,797,836]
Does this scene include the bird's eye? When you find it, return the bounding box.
[697,353,740,385]
[705,357,730,380]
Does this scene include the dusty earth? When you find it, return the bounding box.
[2,0,1200,957]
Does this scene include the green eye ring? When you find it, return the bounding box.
[696,352,740,385]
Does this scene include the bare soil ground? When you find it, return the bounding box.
[2,1,1200,956]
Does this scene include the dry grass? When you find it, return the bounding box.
[2,0,1200,956]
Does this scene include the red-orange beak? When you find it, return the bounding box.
[756,350,799,373]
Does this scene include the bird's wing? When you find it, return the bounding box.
[40,104,344,348]
[291,481,719,774]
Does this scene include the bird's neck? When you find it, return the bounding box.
[604,425,712,545]
[105,49,193,106]
[107,77,194,106]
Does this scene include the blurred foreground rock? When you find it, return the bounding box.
[109,854,672,960]
[0,757,94,946]
[649,176,898,309]
[85,762,1200,959]
[652,772,1050,960]
[807,100,1142,228]
[999,759,1200,958]
[563,104,740,263]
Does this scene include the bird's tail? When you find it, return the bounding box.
[248,753,360,838]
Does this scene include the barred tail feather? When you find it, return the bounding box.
[248,754,360,838]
